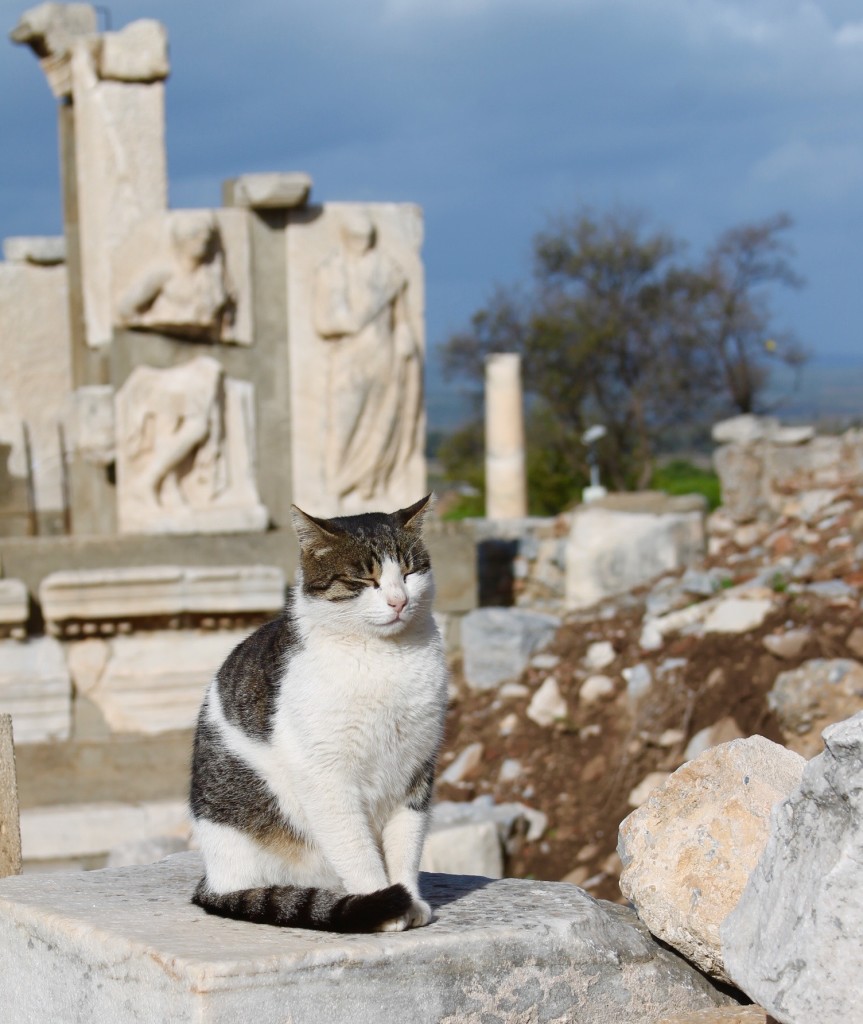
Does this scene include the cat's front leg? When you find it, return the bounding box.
[380,804,433,930]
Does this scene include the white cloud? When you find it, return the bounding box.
[751,138,863,201]
[836,21,863,46]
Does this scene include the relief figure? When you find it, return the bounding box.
[313,210,422,502]
[116,211,235,341]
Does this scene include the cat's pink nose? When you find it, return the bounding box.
[388,592,408,615]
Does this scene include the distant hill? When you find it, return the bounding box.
[765,353,863,426]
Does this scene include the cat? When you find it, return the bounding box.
[189,494,448,933]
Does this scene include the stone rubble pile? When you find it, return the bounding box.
[436,415,863,1021]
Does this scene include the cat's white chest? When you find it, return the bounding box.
[273,627,446,809]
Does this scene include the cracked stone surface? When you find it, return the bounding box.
[721,712,863,1023]
[0,852,733,1023]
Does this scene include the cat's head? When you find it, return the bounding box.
[290,495,435,637]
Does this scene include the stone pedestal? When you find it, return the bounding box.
[485,353,527,519]
[0,853,732,1023]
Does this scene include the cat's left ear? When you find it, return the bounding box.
[290,505,342,552]
[394,493,434,531]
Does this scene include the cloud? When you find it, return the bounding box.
[836,21,863,46]
[751,138,863,200]
[1,0,862,360]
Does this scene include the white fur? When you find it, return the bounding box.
[193,558,447,929]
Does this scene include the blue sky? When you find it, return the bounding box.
[2,0,862,387]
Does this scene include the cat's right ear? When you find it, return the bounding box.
[290,505,341,554]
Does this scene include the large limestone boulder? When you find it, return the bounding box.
[565,493,705,610]
[768,658,863,758]
[722,712,863,1024]
[618,736,805,981]
[0,852,735,1023]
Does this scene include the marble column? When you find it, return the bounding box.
[485,353,528,518]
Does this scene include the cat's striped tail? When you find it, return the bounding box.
[192,877,414,933]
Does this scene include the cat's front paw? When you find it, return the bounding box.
[374,898,433,932]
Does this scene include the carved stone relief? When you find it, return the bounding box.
[115,356,267,534]
[287,203,426,516]
[0,259,72,512]
[69,22,169,346]
[112,209,252,344]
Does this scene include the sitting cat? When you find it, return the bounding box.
[189,494,448,933]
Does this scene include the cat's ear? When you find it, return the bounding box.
[394,493,434,531]
[290,505,342,552]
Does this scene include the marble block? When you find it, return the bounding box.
[2,235,66,265]
[0,580,28,629]
[0,261,73,512]
[40,566,284,626]
[0,638,71,744]
[225,172,313,209]
[98,20,170,82]
[19,799,188,863]
[71,39,168,346]
[566,493,706,610]
[9,2,98,98]
[182,567,285,614]
[0,853,733,1023]
[69,630,249,735]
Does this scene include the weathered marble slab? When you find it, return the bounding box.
[0,853,732,1023]
[2,236,66,265]
[40,566,284,626]
[0,579,28,629]
[0,261,72,512]
[69,630,249,735]
[566,493,706,610]
[0,638,71,744]
[225,172,312,209]
[19,799,188,863]
[70,37,168,346]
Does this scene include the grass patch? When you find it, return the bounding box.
[651,459,721,510]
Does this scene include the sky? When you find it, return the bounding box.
[1,0,862,410]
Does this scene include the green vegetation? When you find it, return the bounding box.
[649,460,721,510]
[438,206,806,514]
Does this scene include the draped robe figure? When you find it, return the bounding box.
[313,211,422,503]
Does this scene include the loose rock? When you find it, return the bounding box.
[722,712,863,1023]
[768,658,863,758]
[526,676,568,727]
[703,598,772,635]
[618,736,805,982]
[579,674,615,704]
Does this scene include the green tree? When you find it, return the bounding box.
[441,207,805,508]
